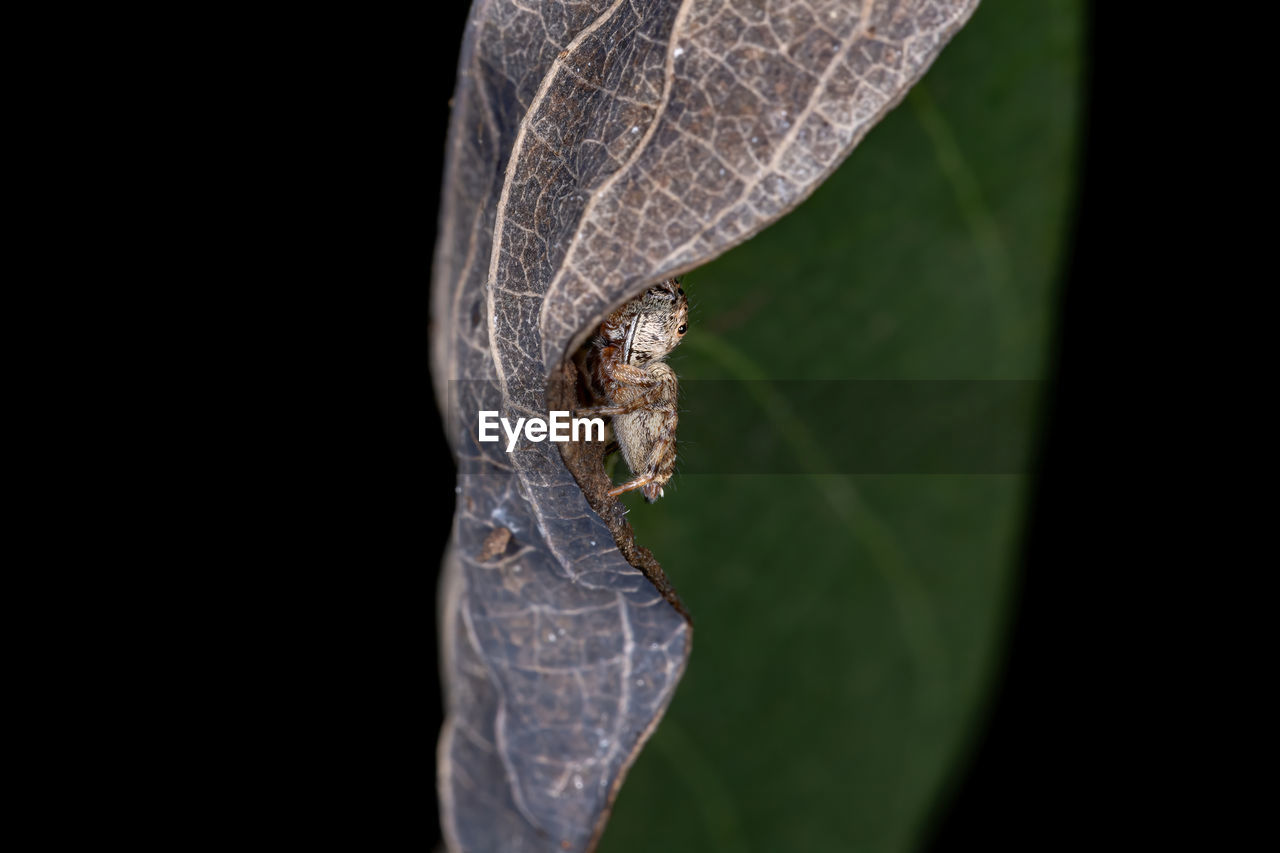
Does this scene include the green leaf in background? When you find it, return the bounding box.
[599,2,1081,851]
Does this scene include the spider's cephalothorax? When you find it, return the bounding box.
[579,278,689,503]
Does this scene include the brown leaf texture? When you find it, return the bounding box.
[430,1,979,850]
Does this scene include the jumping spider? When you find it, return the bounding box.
[577,278,689,503]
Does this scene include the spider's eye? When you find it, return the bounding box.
[678,324,687,335]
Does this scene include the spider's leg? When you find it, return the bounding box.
[575,377,656,418]
[607,473,668,503]
[611,363,658,386]
[574,403,629,417]
[608,473,658,499]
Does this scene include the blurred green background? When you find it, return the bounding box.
[598,2,1082,851]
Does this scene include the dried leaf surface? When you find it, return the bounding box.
[430,1,978,850]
